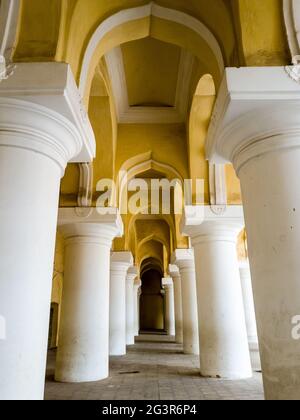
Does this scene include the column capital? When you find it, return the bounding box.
[58,207,123,247]
[127,267,138,282]
[111,252,133,275]
[0,63,96,173]
[181,205,244,244]
[206,67,300,174]
[169,264,180,278]
[162,277,173,287]
[134,278,142,288]
[171,249,195,272]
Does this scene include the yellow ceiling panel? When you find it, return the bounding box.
[121,37,181,107]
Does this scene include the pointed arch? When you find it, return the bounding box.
[78,3,225,101]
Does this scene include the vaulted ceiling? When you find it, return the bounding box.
[122,37,181,108]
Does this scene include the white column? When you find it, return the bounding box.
[182,206,252,379]
[172,250,199,355]
[169,265,183,344]
[133,279,142,336]
[0,63,95,400]
[126,267,138,345]
[137,287,142,333]
[239,260,261,371]
[206,67,300,399]
[55,208,123,383]
[110,252,133,356]
[239,260,258,346]
[162,278,176,336]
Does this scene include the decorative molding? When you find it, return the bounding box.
[78,162,93,207]
[285,55,300,83]
[206,66,300,168]
[58,207,124,241]
[0,0,20,59]
[79,2,224,97]
[0,62,95,163]
[0,55,16,81]
[105,46,194,124]
[283,0,300,58]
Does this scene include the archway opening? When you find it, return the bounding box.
[140,269,165,334]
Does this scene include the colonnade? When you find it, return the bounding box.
[0,64,299,401]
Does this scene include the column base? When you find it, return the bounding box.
[55,369,109,384]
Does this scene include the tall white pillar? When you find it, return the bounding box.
[205,67,300,399]
[182,206,252,379]
[162,278,176,337]
[169,265,183,344]
[126,267,138,345]
[239,260,258,346]
[133,279,142,337]
[172,250,199,355]
[0,63,95,400]
[110,252,133,356]
[239,260,261,371]
[55,208,123,383]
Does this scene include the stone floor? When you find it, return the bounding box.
[45,335,264,401]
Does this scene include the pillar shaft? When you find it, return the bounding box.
[238,145,300,398]
[182,207,252,379]
[110,252,133,356]
[239,260,258,346]
[55,209,122,383]
[239,260,261,371]
[126,268,138,345]
[0,63,94,400]
[163,279,175,336]
[172,250,199,355]
[205,67,300,399]
[169,266,183,344]
[133,280,142,337]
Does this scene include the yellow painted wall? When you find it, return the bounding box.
[15,0,62,60]
[226,165,242,205]
[237,0,290,66]
[237,228,248,261]
[50,231,64,348]
[116,124,189,179]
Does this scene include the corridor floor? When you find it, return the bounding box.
[45,336,264,401]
